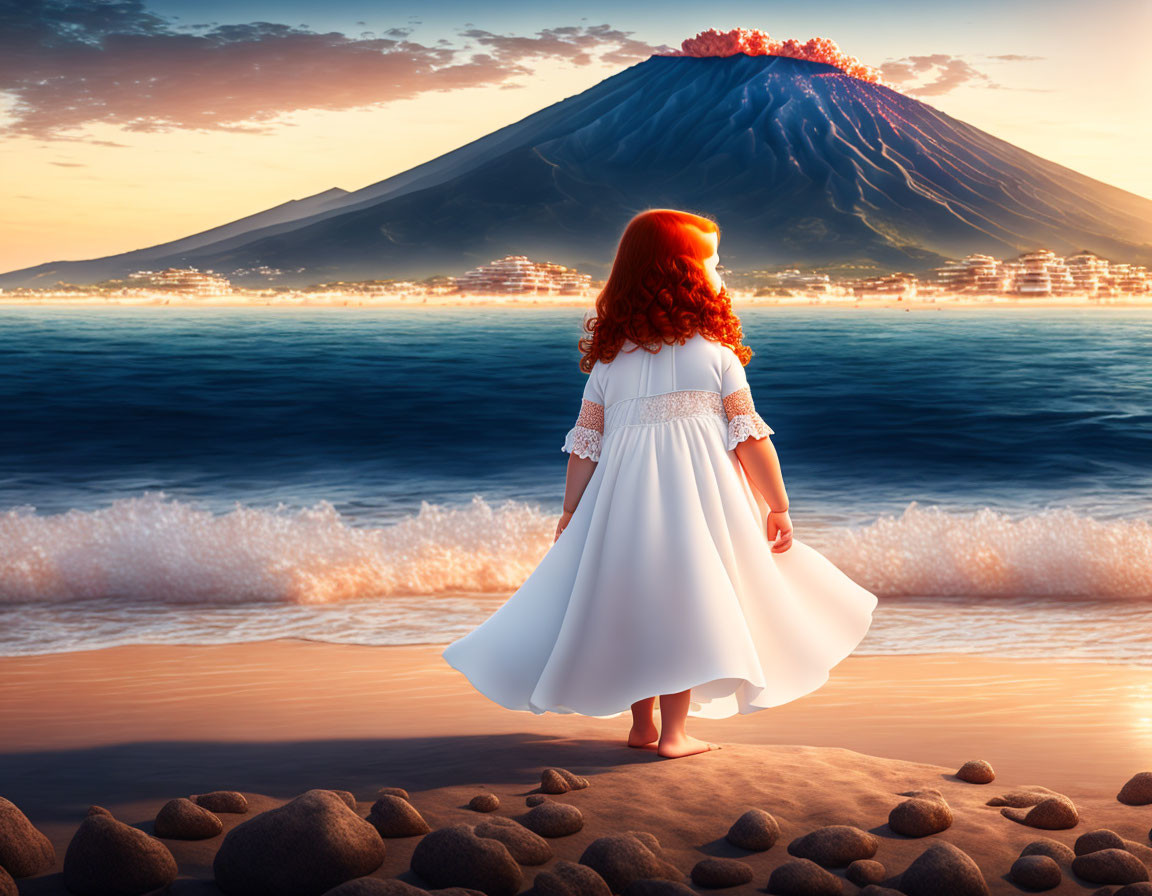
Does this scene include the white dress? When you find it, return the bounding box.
[441,332,878,719]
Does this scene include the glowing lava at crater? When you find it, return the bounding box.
[662,27,888,86]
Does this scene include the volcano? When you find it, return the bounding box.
[5,52,1152,288]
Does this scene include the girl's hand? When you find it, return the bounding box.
[554,509,574,543]
[767,509,793,553]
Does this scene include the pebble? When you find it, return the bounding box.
[321,879,425,896]
[474,816,553,865]
[956,760,996,784]
[192,791,249,814]
[154,797,223,840]
[1077,830,1129,855]
[689,856,754,888]
[577,833,682,894]
[765,857,843,895]
[469,793,500,812]
[526,795,552,807]
[62,813,178,896]
[376,787,410,801]
[857,887,907,896]
[1001,795,1079,829]
[410,824,522,896]
[1071,848,1150,885]
[541,768,590,794]
[898,841,991,896]
[366,794,431,838]
[1118,773,1152,806]
[1009,854,1062,890]
[725,808,781,851]
[1116,884,1152,896]
[1021,838,1076,864]
[0,866,15,896]
[534,858,613,896]
[213,789,386,896]
[889,796,953,837]
[987,786,1066,807]
[846,858,887,886]
[87,806,113,817]
[787,824,879,866]
[520,801,584,837]
[0,795,55,878]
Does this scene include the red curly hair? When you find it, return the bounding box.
[578,209,753,373]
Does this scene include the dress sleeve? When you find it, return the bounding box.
[561,362,605,462]
[721,348,774,450]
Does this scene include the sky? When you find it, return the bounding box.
[1,0,1150,274]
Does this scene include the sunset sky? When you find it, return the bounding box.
[2,0,1149,274]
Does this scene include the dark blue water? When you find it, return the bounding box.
[1,306,1149,522]
[1,305,1150,657]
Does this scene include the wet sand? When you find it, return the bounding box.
[2,642,1150,894]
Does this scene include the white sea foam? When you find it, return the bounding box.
[0,493,1149,605]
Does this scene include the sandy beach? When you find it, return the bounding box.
[3,641,1151,894]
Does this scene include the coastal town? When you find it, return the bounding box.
[2,248,1150,306]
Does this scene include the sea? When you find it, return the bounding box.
[1,304,1150,662]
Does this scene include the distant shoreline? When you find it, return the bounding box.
[1,294,1150,310]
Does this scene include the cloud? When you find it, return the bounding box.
[0,1,669,141]
[983,53,1045,62]
[879,54,1002,96]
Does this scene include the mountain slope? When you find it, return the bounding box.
[4,53,1150,288]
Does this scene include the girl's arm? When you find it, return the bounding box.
[734,437,793,552]
[555,454,597,542]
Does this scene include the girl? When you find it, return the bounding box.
[442,209,877,759]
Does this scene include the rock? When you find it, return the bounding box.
[689,856,753,888]
[534,859,613,896]
[376,787,410,801]
[1001,795,1079,830]
[541,768,589,794]
[527,795,552,807]
[1021,839,1076,864]
[577,833,682,894]
[410,824,521,896]
[0,795,55,878]
[62,813,178,896]
[986,786,1066,807]
[192,791,249,814]
[620,882,696,896]
[889,796,953,837]
[1119,773,1152,805]
[154,797,223,840]
[1009,854,1062,890]
[469,793,500,812]
[846,859,886,886]
[541,769,570,794]
[474,816,552,865]
[366,794,431,838]
[725,808,781,851]
[1116,885,1152,896]
[787,825,879,867]
[0,866,15,896]
[327,790,358,810]
[626,832,662,855]
[1077,830,1129,855]
[857,888,906,896]
[213,789,386,896]
[898,841,990,896]
[87,806,113,817]
[520,802,584,837]
[956,760,995,784]
[765,857,843,895]
[1071,848,1150,885]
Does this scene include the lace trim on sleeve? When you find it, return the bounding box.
[723,386,774,449]
[561,399,604,461]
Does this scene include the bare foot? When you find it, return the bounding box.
[656,733,722,758]
[627,720,659,747]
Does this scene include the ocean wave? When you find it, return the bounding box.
[0,494,1149,605]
